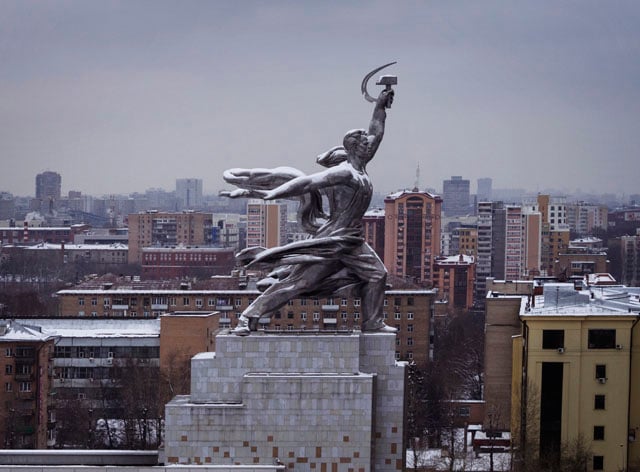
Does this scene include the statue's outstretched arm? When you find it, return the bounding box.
[263,167,349,201]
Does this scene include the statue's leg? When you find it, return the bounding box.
[232,262,340,335]
[348,244,396,333]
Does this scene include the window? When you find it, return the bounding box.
[593,426,605,440]
[595,364,606,380]
[195,298,203,308]
[103,297,110,307]
[287,311,294,319]
[394,312,401,320]
[313,298,320,306]
[458,406,471,417]
[91,297,97,306]
[407,312,414,320]
[407,338,414,346]
[19,382,31,392]
[301,312,307,321]
[588,329,616,349]
[384,298,388,306]
[208,298,215,307]
[341,311,347,320]
[394,297,401,306]
[354,312,360,320]
[407,297,415,306]
[182,297,190,306]
[542,330,565,349]
[4,348,12,357]
[5,365,12,375]
[354,298,361,307]
[593,455,604,470]
[5,382,11,392]
[235,298,242,307]
[341,298,348,306]
[594,395,605,410]
[78,297,85,306]
[408,324,414,332]
[313,312,319,321]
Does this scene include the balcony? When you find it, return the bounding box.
[112,304,129,310]
[15,373,34,382]
[216,305,233,311]
[151,304,168,310]
[321,304,339,311]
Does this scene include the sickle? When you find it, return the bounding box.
[361,61,397,103]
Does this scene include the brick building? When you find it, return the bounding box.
[383,190,442,287]
[56,274,436,367]
[433,254,476,310]
[140,246,236,279]
[0,321,56,448]
[127,211,214,264]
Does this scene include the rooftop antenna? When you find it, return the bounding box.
[413,163,420,192]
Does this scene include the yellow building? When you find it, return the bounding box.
[511,283,640,471]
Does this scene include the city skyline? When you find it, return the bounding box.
[2,1,639,197]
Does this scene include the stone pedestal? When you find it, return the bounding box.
[164,331,406,471]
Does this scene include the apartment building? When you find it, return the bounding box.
[127,211,214,264]
[433,254,476,310]
[175,178,203,210]
[442,176,470,217]
[475,201,495,304]
[621,231,640,286]
[566,202,608,237]
[140,246,235,279]
[362,208,385,260]
[245,200,287,249]
[0,321,56,449]
[384,190,442,287]
[56,274,436,367]
[484,276,640,471]
[512,284,640,471]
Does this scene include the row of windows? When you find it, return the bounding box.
[4,364,33,375]
[77,296,419,308]
[54,346,158,359]
[4,381,32,392]
[541,329,618,350]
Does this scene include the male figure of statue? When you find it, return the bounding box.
[223,86,395,335]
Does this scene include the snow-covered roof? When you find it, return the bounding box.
[520,282,640,317]
[0,320,57,342]
[385,189,439,199]
[364,208,385,217]
[7,318,160,338]
[436,254,475,265]
[25,242,128,250]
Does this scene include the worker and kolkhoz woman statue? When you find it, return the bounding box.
[221,63,398,335]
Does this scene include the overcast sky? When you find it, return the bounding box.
[1,1,639,198]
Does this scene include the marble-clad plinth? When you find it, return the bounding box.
[164,331,406,471]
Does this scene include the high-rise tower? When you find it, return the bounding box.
[175,178,203,209]
[384,190,442,286]
[442,175,470,217]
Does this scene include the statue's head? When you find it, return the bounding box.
[343,129,367,155]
